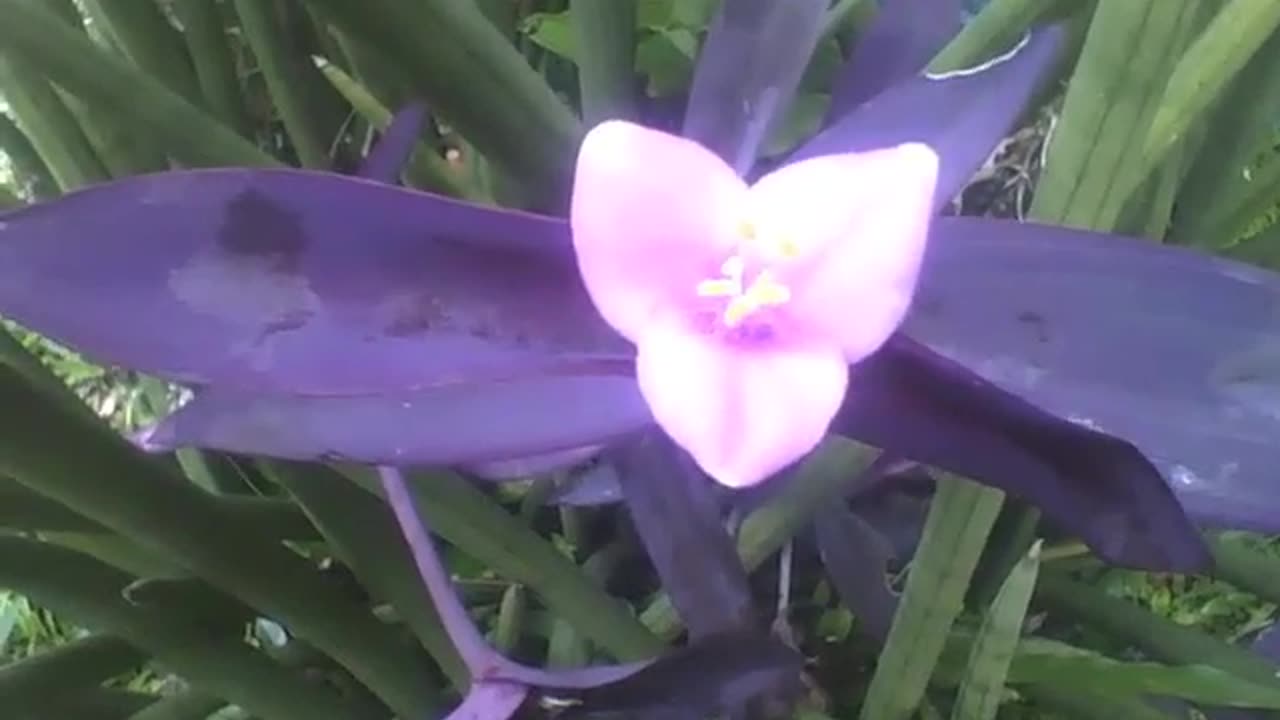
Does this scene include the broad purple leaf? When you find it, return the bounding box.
[142,376,647,466]
[833,333,1210,572]
[683,0,827,173]
[557,631,805,719]
[791,25,1063,213]
[611,429,757,638]
[359,103,428,183]
[915,217,1280,536]
[826,0,966,120]
[444,682,528,720]
[814,506,899,641]
[0,169,623,394]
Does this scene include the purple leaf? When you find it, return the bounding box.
[791,25,1064,213]
[140,376,648,466]
[444,682,528,720]
[833,333,1210,572]
[915,217,1280,536]
[814,506,899,641]
[359,103,428,183]
[0,169,623,394]
[682,0,828,173]
[558,631,805,719]
[611,430,757,638]
[826,0,966,120]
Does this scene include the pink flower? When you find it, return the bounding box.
[570,121,939,488]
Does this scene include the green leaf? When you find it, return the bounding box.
[0,112,58,198]
[1021,684,1178,720]
[860,476,1005,720]
[0,365,436,718]
[492,583,527,655]
[0,0,277,168]
[173,0,252,137]
[0,537,378,720]
[1031,0,1207,232]
[1173,18,1280,245]
[571,0,637,122]
[126,691,226,720]
[303,0,581,198]
[952,541,1042,720]
[233,0,335,169]
[77,0,201,103]
[1005,638,1280,709]
[265,461,465,688]
[522,11,577,60]
[1035,572,1280,687]
[0,55,110,190]
[1143,0,1280,191]
[0,634,144,713]
[636,27,698,98]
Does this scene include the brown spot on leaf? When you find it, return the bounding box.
[1016,310,1049,344]
[218,190,308,273]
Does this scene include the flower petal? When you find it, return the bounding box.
[749,143,938,361]
[634,321,847,487]
[570,120,748,342]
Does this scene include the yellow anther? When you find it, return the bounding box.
[696,278,740,298]
[717,270,791,328]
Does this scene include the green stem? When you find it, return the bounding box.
[569,0,636,123]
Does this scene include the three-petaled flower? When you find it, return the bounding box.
[570,121,940,487]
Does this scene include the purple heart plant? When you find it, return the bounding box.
[5,0,1280,717]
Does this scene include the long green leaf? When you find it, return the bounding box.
[1035,572,1280,685]
[1143,0,1280,187]
[952,541,1042,720]
[1021,685,1178,719]
[0,365,437,718]
[1,634,144,713]
[0,112,58,198]
[860,476,1005,720]
[1174,21,1280,245]
[127,691,226,720]
[77,0,201,102]
[928,0,1060,73]
[1031,0,1204,232]
[303,0,581,196]
[570,0,636,123]
[173,0,252,137]
[0,55,109,189]
[265,461,466,688]
[233,0,339,169]
[0,537,371,720]
[0,0,277,168]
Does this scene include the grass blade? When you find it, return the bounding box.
[0,536,375,720]
[303,0,580,196]
[1,634,144,713]
[173,0,252,136]
[0,56,109,189]
[0,112,57,198]
[0,0,277,168]
[233,0,341,169]
[951,540,1042,720]
[77,0,201,102]
[859,475,1005,720]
